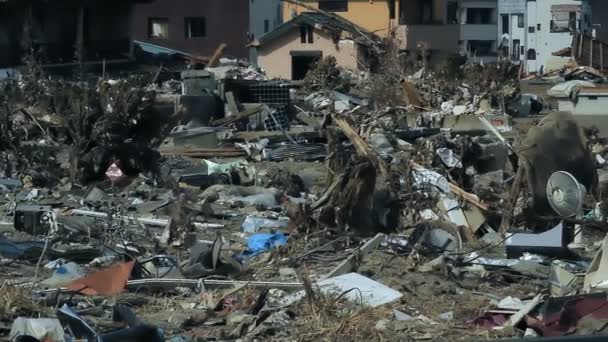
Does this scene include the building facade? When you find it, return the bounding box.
[0,0,146,68]
[526,0,591,73]
[497,0,527,62]
[255,12,374,80]
[249,0,283,62]
[498,0,592,73]
[589,0,608,42]
[459,0,498,62]
[282,0,500,62]
[132,0,250,59]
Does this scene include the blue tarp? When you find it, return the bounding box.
[236,232,288,261]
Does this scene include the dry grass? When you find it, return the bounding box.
[293,291,392,342]
[0,282,42,320]
[292,269,393,342]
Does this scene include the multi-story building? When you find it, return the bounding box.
[528,0,592,73]
[249,0,283,62]
[497,0,526,61]
[282,0,500,63]
[132,0,250,59]
[458,0,498,62]
[498,0,592,73]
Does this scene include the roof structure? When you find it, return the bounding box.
[256,11,380,48]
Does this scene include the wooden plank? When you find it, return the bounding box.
[579,32,584,59]
[601,42,604,72]
[320,233,385,280]
[571,33,577,59]
[500,294,542,329]
[225,91,239,115]
[211,105,264,126]
[590,37,594,68]
[499,166,525,235]
[207,43,227,68]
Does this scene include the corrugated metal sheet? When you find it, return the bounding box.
[134,40,192,57]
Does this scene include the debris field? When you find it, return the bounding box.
[3,51,608,342]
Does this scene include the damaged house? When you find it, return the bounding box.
[253,12,379,80]
[0,0,150,69]
[283,0,500,63]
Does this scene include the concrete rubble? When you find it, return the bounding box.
[3,53,608,342]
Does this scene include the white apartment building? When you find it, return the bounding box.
[498,0,591,73]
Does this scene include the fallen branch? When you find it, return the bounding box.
[333,116,389,175]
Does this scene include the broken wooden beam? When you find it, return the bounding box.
[320,233,385,280]
[160,147,248,158]
[333,116,390,175]
[212,105,264,127]
[207,43,227,68]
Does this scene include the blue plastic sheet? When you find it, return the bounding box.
[0,236,44,259]
[237,233,288,261]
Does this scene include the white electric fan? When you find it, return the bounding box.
[546,171,587,249]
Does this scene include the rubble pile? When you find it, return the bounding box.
[3,55,608,342]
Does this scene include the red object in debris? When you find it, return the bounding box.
[105,162,125,184]
[469,313,509,328]
[67,260,135,296]
[527,297,608,337]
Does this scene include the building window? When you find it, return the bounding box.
[517,14,524,28]
[148,18,169,39]
[512,39,520,60]
[537,24,541,31]
[318,0,348,12]
[501,14,509,34]
[468,40,493,55]
[466,8,494,24]
[185,17,206,38]
[528,26,535,33]
[527,49,536,60]
[264,19,270,33]
[300,25,313,43]
[569,12,577,31]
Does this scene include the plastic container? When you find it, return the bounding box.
[41,262,85,287]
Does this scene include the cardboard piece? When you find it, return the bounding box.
[550,261,584,296]
[68,260,135,295]
[316,273,402,307]
[278,272,402,308]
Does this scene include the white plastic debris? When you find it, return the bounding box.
[316,273,402,307]
[452,105,467,115]
[10,318,65,341]
[242,216,290,233]
[412,168,451,193]
[394,309,414,321]
[279,273,402,308]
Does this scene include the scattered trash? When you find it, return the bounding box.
[239,233,287,260]
[0,16,605,341]
[67,260,136,295]
[241,216,290,233]
[10,318,64,341]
